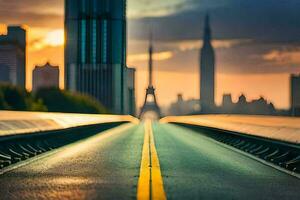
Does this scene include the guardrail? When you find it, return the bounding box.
[161,115,300,174]
[0,111,139,170]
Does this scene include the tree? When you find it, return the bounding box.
[0,84,27,110]
[0,84,47,111]
[0,90,7,109]
[35,88,108,114]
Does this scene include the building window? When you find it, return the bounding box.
[92,19,97,64]
[81,19,86,64]
[102,20,108,64]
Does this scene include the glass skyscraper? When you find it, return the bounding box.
[65,0,127,113]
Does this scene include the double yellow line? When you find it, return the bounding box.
[137,120,167,200]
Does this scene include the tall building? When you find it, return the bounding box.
[124,67,136,116]
[0,26,26,88]
[200,15,215,112]
[32,62,59,92]
[291,74,300,116]
[65,0,127,114]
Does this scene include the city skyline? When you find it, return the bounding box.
[0,2,300,198]
[1,0,300,109]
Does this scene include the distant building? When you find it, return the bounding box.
[32,62,59,92]
[291,74,300,116]
[220,93,276,115]
[221,94,235,113]
[65,0,127,114]
[168,94,201,116]
[200,15,215,113]
[124,67,136,116]
[0,26,26,88]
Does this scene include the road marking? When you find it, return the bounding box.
[137,120,167,200]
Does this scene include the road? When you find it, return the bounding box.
[153,123,300,200]
[0,122,300,200]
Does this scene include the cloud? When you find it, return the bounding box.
[0,0,63,29]
[29,29,64,51]
[127,0,300,77]
[127,38,250,68]
[170,39,251,52]
[128,51,173,63]
[0,0,63,15]
[128,0,196,18]
[129,0,300,43]
[263,49,300,66]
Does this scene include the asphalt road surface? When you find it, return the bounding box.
[153,123,300,200]
[0,122,300,200]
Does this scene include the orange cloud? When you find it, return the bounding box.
[175,39,251,51]
[128,51,173,62]
[29,29,64,51]
[263,49,300,65]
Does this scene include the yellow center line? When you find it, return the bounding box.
[137,120,167,200]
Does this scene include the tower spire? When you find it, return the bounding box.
[203,14,211,44]
[148,30,153,87]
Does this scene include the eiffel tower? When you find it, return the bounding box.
[139,33,161,119]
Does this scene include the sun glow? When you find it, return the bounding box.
[45,29,64,47]
[0,24,7,35]
[30,29,64,51]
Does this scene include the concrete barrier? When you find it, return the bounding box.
[161,115,300,144]
[0,111,139,137]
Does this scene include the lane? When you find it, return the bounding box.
[153,123,300,200]
[0,123,144,200]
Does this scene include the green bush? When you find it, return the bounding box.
[0,84,27,110]
[0,84,108,114]
[0,84,47,111]
[0,90,7,109]
[35,88,108,114]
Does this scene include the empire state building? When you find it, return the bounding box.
[200,15,215,112]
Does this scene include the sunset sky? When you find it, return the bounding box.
[1,0,300,110]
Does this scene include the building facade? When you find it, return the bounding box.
[124,67,136,116]
[0,26,26,88]
[220,93,276,115]
[168,94,201,116]
[200,15,215,112]
[32,62,59,92]
[65,0,127,113]
[291,74,300,116]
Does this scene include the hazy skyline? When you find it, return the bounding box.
[1,0,300,109]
